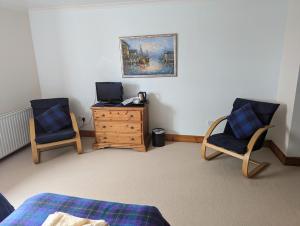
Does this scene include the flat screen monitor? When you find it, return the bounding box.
[96,82,123,103]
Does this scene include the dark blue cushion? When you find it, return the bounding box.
[0,193,14,222]
[226,98,279,126]
[227,103,263,139]
[30,98,72,135]
[208,133,249,154]
[36,104,71,133]
[35,128,76,144]
[224,98,279,150]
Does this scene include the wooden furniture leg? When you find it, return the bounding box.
[242,154,269,178]
[201,142,223,160]
[29,118,40,164]
[75,138,83,154]
[242,125,274,178]
[201,116,227,160]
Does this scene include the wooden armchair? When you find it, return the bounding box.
[29,98,83,164]
[201,98,279,178]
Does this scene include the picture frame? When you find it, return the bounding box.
[120,33,177,78]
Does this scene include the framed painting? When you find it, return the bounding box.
[120,34,177,78]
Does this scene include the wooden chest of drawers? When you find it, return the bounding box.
[91,105,149,152]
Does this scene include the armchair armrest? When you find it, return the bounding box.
[70,112,83,154]
[247,125,274,152]
[29,117,36,141]
[70,112,79,133]
[203,116,227,142]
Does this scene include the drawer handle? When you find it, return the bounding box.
[103,137,107,140]
[102,114,105,117]
[102,126,106,128]
[131,138,135,141]
[130,126,134,129]
[130,115,134,118]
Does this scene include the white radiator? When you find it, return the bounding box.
[0,107,33,159]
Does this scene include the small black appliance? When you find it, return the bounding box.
[137,92,147,103]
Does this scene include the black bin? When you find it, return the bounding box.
[152,128,165,147]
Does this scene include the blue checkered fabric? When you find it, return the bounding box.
[1,193,170,226]
[227,103,263,139]
[36,104,71,133]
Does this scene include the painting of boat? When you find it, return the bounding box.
[120,34,177,77]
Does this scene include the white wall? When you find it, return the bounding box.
[289,67,300,156]
[29,0,287,135]
[270,0,300,156]
[0,7,41,113]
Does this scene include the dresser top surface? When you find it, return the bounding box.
[91,105,147,111]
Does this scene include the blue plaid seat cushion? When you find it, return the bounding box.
[227,103,263,139]
[36,104,71,133]
[207,133,249,154]
[35,128,76,144]
[0,193,14,222]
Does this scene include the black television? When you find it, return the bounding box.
[96,82,123,103]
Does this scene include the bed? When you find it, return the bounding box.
[1,193,170,226]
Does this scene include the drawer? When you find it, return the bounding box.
[93,110,141,121]
[96,133,142,145]
[95,121,141,133]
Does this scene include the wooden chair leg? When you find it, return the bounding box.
[29,118,40,164]
[31,143,40,164]
[206,151,223,160]
[242,156,269,178]
[201,142,208,159]
[75,136,83,154]
[201,142,223,160]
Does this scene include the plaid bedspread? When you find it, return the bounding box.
[1,193,170,226]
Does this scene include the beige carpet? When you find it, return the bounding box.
[0,138,300,226]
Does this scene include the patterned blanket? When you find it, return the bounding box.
[1,193,170,226]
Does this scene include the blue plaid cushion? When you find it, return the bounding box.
[36,104,71,133]
[0,193,14,222]
[227,103,263,139]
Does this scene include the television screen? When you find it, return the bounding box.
[96,82,123,103]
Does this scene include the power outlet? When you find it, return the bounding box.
[81,117,86,123]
